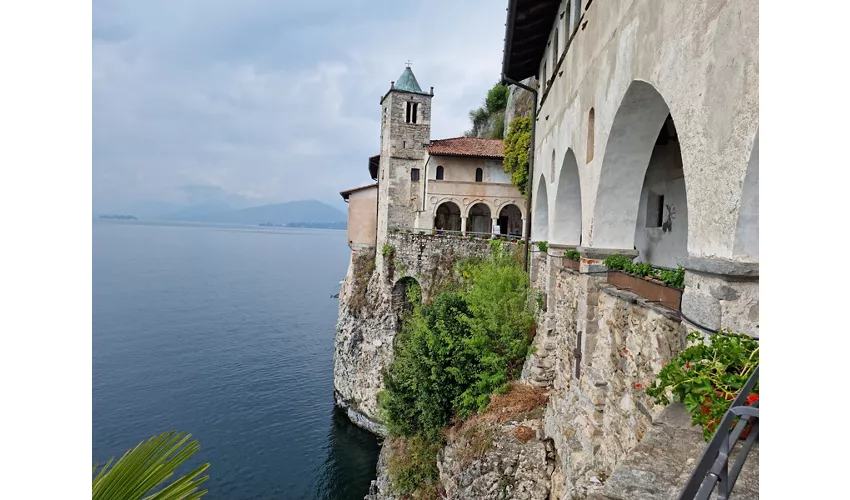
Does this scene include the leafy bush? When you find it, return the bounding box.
[503,116,532,195]
[536,241,548,253]
[658,267,685,289]
[485,83,509,114]
[646,331,759,441]
[602,254,633,271]
[382,243,395,258]
[565,249,580,261]
[380,244,537,440]
[387,436,441,495]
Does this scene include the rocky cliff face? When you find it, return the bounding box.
[504,77,537,126]
[335,234,518,437]
[334,248,396,436]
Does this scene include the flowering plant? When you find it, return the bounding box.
[645,330,759,441]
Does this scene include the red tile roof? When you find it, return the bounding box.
[426,137,505,159]
[340,183,377,201]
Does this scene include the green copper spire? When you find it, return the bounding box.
[394,66,428,95]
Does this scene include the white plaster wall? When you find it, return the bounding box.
[633,140,688,268]
[531,0,758,260]
[427,156,509,183]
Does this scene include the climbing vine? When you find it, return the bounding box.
[503,116,532,195]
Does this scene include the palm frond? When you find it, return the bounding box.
[92,431,210,500]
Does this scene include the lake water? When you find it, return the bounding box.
[92,221,380,499]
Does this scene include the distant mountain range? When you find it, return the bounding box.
[96,199,348,228]
[162,199,345,226]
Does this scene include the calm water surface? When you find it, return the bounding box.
[92,221,379,499]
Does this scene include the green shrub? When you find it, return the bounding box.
[485,83,509,114]
[387,436,441,494]
[503,116,532,195]
[382,243,395,257]
[536,241,548,253]
[658,267,685,289]
[646,330,759,441]
[603,254,632,271]
[380,244,537,439]
[565,249,580,261]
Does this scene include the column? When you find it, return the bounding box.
[460,216,468,234]
[521,217,527,238]
[491,217,498,234]
[680,257,759,337]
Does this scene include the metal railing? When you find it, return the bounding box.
[388,226,523,240]
[678,366,759,500]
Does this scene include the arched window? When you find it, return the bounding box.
[475,168,483,182]
[586,107,595,164]
[436,165,444,180]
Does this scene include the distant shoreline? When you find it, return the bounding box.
[93,218,346,231]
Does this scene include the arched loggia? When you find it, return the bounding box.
[733,130,759,261]
[591,81,689,269]
[532,179,549,242]
[551,149,582,246]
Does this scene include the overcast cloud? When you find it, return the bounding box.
[93,0,509,215]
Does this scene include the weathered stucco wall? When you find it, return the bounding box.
[346,186,378,248]
[531,0,758,260]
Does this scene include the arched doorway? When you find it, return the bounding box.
[468,203,492,234]
[592,81,688,268]
[532,179,549,242]
[498,204,523,237]
[551,149,582,246]
[434,201,461,232]
[733,130,758,261]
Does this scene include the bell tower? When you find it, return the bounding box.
[376,64,433,244]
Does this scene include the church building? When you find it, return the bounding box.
[340,66,525,251]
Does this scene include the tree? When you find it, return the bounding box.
[503,116,532,195]
[92,431,210,500]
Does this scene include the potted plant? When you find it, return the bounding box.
[646,330,759,442]
[603,255,685,310]
[563,249,581,271]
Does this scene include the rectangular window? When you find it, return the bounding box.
[646,192,664,228]
[406,102,418,124]
[411,168,420,181]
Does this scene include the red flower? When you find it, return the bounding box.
[746,394,759,405]
[685,362,691,369]
[635,383,643,388]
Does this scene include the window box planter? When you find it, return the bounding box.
[562,257,580,271]
[607,271,682,311]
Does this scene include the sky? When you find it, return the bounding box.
[93,0,510,215]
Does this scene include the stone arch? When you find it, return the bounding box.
[434,200,461,231]
[532,179,550,241]
[733,130,758,261]
[551,148,582,246]
[591,80,687,254]
[497,203,523,237]
[467,202,493,233]
[392,276,421,324]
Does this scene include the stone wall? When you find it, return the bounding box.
[522,265,687,499]
[335,233,518,435]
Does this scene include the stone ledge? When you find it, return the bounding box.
[603,403,758,500]
[600,284,681,322]
[683,257,759,279]
[577,246,639,260]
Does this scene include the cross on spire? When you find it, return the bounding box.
[405,60,412,68]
